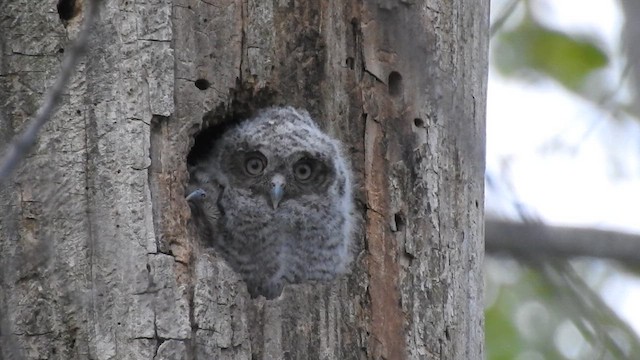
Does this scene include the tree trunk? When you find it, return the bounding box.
[0,0,487,359]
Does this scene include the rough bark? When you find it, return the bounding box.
[0,0,487,359]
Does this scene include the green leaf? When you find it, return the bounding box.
[486,299,524,360]
[493,19,608,91]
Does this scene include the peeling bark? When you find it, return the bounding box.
[1,0,487,359]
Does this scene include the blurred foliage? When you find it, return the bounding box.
[491,0,609,94]
[486,260,569,360]
[487,1,640,359]
[485,257,640,359]
[494,19,608,92]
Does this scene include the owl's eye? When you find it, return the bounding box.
[244,154,266,176]
[293,162,313,182]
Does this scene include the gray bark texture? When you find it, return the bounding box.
[0,0,487,359]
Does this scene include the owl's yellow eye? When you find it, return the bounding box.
[245,156,266,176]
[293,162,313,181]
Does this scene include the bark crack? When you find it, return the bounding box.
[199,0,222,8]
[363,68,384,84]
[238,0,247,82]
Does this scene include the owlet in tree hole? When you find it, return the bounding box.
[187,107,355,299]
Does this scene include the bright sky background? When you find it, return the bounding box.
[487,0,640,336]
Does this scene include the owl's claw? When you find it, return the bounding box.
[186,188,207,201]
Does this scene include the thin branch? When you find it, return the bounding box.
[489,0,523,38]
[535,260,640,358]
[486,219,640,264]
[0,0,101,183]
[559,262,640,353]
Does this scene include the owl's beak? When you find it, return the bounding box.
[270,175,285,209]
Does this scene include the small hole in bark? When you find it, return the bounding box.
[346,57,354,70]
[194,79,210,90]
[414,118,424,127]
[392,212,405,232]
[58,48,64,54]
[388,71,402,97]
[76,110,81,115]
[203,18,208,23]
[475,200,479,208]
[57,0,77,21]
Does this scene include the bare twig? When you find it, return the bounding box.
[0,0,101,183]
[486,218,640,265]
[486,172,640,354]
[489,0,523,38]
[535,260,640,358]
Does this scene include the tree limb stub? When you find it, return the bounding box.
[486,218,640,264]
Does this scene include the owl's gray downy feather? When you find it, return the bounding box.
[187,107,354,299]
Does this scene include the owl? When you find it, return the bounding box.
[187,107,355,299]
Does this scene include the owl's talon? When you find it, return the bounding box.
[186,188,207,201]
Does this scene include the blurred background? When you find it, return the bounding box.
[485,0,640,358]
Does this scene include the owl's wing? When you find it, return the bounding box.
[186,164,223,247]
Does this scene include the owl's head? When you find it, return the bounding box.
[213,107,348,209]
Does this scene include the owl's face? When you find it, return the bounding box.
[216,114,340,209]
[190,107,354,299]
[220,148,334,209]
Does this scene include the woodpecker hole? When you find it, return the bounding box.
[194,79,210,90]
[388,71,402,97]
[414,118,424,128]
[346,57,354,70]
[57,0,78,21]
[392,212,405,232]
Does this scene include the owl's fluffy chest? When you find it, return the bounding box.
[218,187,342,243]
